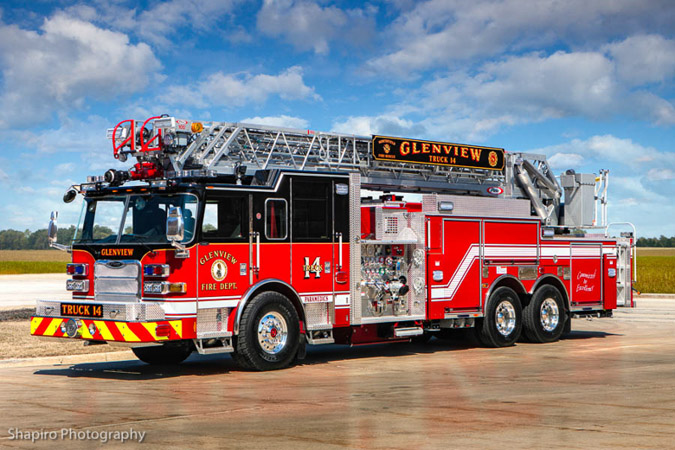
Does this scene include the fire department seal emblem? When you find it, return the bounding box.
[211,259,227,282]
[488,151,498,167]
[383,143,391,154]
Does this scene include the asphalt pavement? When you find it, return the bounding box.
[0,292,673,449]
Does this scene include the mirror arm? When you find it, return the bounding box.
[170,239,189,258]
[49,242,71,252]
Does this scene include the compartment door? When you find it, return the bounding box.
[428,219,482,319]
[570,244,603,307]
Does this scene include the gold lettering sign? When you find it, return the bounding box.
[372,136,505,171]
[101,248,134,257]
[199,250,238,266]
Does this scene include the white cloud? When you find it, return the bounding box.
[647,168,674,181]
[240,115,309,129]
[349,45,675,142]
[55,163,75,173]
[530,135,675,168]
[548,153,585,170]
[256,0,375,54]
[470,51,618,119]
[0,14,161,128]
[604,34,675,86]
[367,0,675,76]
[331,115,424,137]
[162,66,320,108]
[73,0,243,47]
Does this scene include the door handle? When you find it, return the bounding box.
[335,232,343,269]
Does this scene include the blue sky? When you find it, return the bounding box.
[0,0,673,237]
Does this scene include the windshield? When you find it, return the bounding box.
[74,193,198,245]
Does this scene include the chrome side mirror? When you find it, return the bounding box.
[48,211,58,243]
[47,211,69,252]
[166,206,184,242]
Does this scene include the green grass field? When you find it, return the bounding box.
[635,248,675,294]
[0,250,69,275]
[1,249,673,293]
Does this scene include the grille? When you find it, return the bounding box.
[95,260,141,303]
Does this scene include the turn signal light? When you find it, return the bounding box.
[143,282,186,295]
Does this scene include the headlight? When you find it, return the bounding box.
[66,279,90,292]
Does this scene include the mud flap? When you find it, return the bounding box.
[296,334,307,360]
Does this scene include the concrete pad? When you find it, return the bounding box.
[0,273,70,308]
[0,303,674,449]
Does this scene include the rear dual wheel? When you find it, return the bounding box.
[478,286,523,347]
[523,285,566,343]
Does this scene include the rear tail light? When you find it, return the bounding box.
[155,324,172,337]
[143,264,170,277]
[66,263,88,276]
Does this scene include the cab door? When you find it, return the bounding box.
[290,177,336,328]
[196,192,251,334]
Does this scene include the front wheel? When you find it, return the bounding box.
[132,340,193,365]
[478,286,523,347]
[523,285,566,343]
[234,292,300,371]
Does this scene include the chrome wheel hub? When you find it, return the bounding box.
[495,301,516,336]
[540,298,560,332]
[257,312,288,355]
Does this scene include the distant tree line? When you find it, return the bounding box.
[0,226,112,250]
[636,236,675,247]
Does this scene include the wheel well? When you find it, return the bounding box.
[531,275,570,313]
[487,275,528,309]
[235,280,305,334]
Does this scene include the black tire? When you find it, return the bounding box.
[410,332,432,344]
[234,291,300,371]
[478,286,523,347]
[132,340,193,365]
[524,285,566,343]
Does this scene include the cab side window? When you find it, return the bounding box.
[265,199,288,240]
[292,180,331,241]
[202,195,248,241]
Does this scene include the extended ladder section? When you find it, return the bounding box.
[160,120,509,196]
[106,116,597,226]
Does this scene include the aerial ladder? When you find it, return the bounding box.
[106,116,566,225]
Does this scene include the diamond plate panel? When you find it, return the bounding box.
[304,303,330,330]
[197,307,231,337]
[349,172,362,324]
[422,194,531,218]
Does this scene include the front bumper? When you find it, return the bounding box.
[31,299,196,343]
[30,316,196,343]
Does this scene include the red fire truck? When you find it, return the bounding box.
[31,115,635,370]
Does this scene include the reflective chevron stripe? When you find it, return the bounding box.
[30,316,195,343]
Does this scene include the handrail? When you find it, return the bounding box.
[605,222,637,282]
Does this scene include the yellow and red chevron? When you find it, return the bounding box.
[30,316,196,343]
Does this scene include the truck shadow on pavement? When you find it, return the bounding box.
[32,329,619,380]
